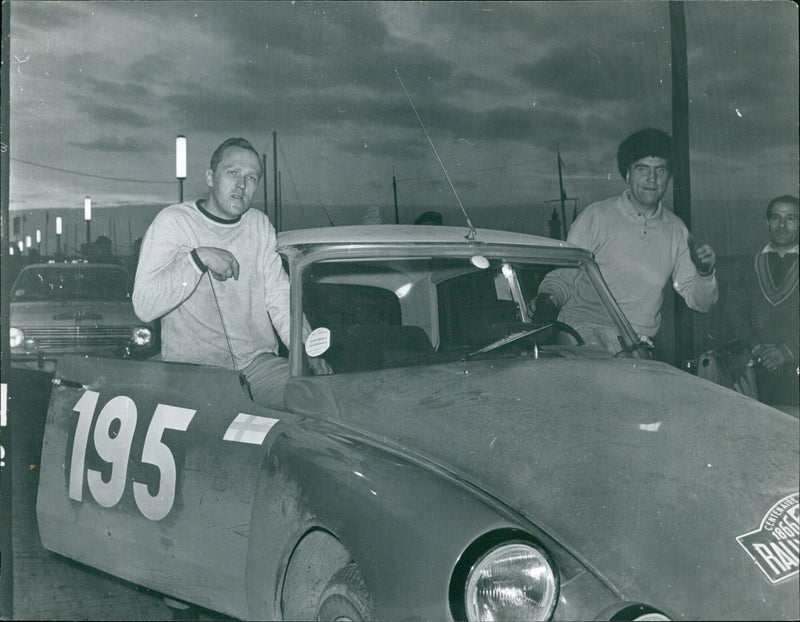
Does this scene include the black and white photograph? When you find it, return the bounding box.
[0,1,798,620]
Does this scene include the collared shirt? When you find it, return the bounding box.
[760,244,799,285]
[762,243,799,256]
[540,190,718,338]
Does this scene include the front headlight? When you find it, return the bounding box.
[465,541,558,621]
[10,327,24,348]
[130,326,153,347]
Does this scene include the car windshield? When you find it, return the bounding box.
[301,253,630,374]
[11,265,133,302]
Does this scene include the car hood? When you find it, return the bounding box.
[11,300,142,325]
[286,356,799,619]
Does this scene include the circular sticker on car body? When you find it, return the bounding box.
[305,327,331,357]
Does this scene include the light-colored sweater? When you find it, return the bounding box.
[540,190,718,337]
[133,200,298,369]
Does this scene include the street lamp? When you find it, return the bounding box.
[176,135,187,202]
[84,196,92,245]
[36,229,42,251]
[25,235,32,249]
[56,216,63,255]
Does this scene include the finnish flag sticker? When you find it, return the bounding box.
[223,414,280,445]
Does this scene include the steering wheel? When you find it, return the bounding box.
[543,321,585,346]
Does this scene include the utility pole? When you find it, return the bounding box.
[557,146,568,239]
[84,196,92,247]
[393,170,399,224]
[548,208,562,240]
[544,145,579,240]
[277,171,282,232]
[670,0,694,367]
[262,153,268,216]
[176,135,187,203]
[272,132,278,230]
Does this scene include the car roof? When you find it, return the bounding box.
[277,225,577,250]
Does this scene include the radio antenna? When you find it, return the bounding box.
[395,69,477,240]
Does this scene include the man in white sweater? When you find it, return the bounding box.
[133,137,329,409]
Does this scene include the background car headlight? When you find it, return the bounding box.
[130,327,153,347]
[10,327,24,348]
[465,541,558,622]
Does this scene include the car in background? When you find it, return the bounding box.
[37,226,798,621]
[10,261,157,371]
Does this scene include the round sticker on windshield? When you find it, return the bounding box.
[471,255,489,269]
[305,327,331,357]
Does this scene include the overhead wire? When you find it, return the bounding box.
[10,157,174,184]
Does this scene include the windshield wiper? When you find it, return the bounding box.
[462,324,553,361]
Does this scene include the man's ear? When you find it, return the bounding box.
[205,169,214,188]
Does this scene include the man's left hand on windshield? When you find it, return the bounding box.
[688,236,716,276]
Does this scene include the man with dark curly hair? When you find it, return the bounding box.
[535,128,718,353]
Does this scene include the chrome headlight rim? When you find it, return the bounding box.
[450,530,560,622]
[599,602,672,621]
[130,326,153,347]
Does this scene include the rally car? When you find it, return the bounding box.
[37,225,799,621]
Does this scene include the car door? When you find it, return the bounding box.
[37,354,294,618]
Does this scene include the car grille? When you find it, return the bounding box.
[23,326,131,349]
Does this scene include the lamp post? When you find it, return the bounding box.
[56,216,63,255]
[36,229,41,252]
[84,196,92,246]
[176,135,187,203]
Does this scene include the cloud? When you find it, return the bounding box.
[11,0,84,31]
[7,0,797,222]
[68,135,158,153]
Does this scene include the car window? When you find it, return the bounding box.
[302,254,625,374]
[11,266,133,302]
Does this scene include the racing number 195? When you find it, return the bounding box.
[68,390,196,521]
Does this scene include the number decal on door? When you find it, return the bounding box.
[133,403,195,520]
[87,395,137,508]
[68,390,196,521]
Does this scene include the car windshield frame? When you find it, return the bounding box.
[285,241,640,377]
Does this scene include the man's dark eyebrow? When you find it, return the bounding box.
[221,163,259,173]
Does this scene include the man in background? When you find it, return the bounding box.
[747,195,799,410]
